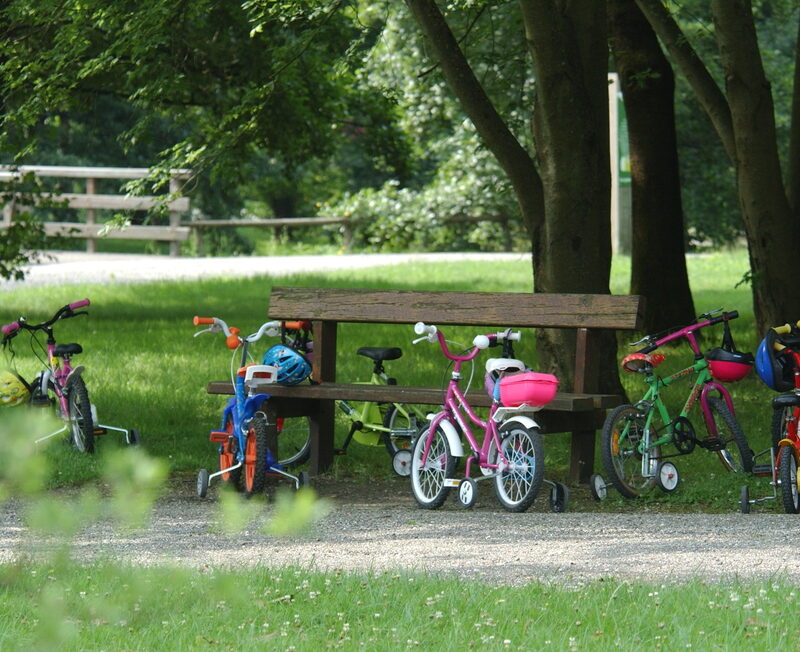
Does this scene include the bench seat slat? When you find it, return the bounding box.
[205,381,622,412]
[268,287,645,330]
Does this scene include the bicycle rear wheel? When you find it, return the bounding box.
[240,415,269,497]
[600,403,659,498]
[276,416,312,467]
[779,448,800,514]
[490,423,544,512]
[382,403,419,457]
[708,397,753,473]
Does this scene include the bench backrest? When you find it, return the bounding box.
[268,287,645,330]
[268,287,645,388]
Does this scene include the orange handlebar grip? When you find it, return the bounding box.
[283,320,311,331]
[194,316,215,326]
[225,327,241,350]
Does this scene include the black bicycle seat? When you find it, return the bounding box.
[356,347,402,362]
[773,391,800,410]
[54,343,82,356]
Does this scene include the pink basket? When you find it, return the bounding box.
[498,372,559,408]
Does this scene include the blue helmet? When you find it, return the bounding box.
[262,345,311,386]
[755,329,794,391]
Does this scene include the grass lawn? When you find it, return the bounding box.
[0,248,791,650]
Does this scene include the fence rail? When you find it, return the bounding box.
[1,165,514,255]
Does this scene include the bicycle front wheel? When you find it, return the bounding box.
[66,376,94,454]
[240,416,269,497]
[600,403,659,498]
[382,404,419,457]
[709,397,753,473]
[276,416,312,467]
[771,405,793,454]
[490,423,544,512]
[779,448,800,514]
[410,425,455,509]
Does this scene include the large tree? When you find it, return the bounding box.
[608,0,695,332]
[636,0,800,333]
[405,0,623,399]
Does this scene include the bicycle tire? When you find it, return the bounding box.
[600,403,659,498]
[219,415,242,487]
[65,376,94,454]
[489,423,544,512]
[410,425,455,509]
[771,405,793,454]
[382,403,419,457]
[240,415,269,497]
[708,397,753,473]
[779,448,800,514]
[276,416,312,467]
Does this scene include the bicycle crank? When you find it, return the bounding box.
[671,416,696,454]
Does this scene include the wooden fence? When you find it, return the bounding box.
[1,165,514,256]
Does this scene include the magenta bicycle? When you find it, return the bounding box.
[410,322,567,512]
[1,300,138,451]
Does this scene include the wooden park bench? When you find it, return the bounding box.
[206,287,645,484]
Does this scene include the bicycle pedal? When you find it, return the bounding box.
[334,449,347,456]
[209,431,229,443]
[93,428,106,435]
[752,464,773,476]
[30,396,52,407]
[699,437,725,451]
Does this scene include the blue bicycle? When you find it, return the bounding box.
[193,316,309,498]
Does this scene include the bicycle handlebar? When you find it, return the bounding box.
[638,310,739,354]
[413,322,522,362]
[2,299,90,340]
[193,316,285,350]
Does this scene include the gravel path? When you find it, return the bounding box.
[0,251,785,586]
[0,478,789,586]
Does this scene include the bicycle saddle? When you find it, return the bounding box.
[621,352,664,372]
[772,391,800,409]
[357,347,402,361]
[54,343,83,356]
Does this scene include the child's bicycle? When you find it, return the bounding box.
[410,322,567,512]
[193,316,309,498]
[267,321,426,477]
[591,309,754,500]
[741,321,800,513]
[0,299,138,451]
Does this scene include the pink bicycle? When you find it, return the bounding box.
[1,299,138,451]
[410,322,567,512]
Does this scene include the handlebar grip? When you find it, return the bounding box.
[775,323,793,335]
[474,335,490,349]
[414,322,437,336]
[283,320,311,331]
[1,321,20,337]
[193,316,215,326]
[639,343,658,354]
[68,298,90,310]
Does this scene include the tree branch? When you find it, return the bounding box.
[635,0,736,163]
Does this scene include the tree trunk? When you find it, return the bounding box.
[711,0,800,332]
[608,0,695,332]
[520,0,622,394]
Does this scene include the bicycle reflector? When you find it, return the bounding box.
[0,370,30,407]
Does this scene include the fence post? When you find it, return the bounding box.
[85,177,96,253]
[169,174,182,257]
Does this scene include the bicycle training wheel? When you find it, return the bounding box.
[779,448,800,514]
[382,403,419,457]
[708,397,754,473]
[410,425,455,509]
[275,416,312,467]
[600,403,659,498]
[489,423,544,512]
[219,415,242,488]
[65,376,94,453]
[240,415,269,497]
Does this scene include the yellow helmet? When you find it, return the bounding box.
[0,371,30,407]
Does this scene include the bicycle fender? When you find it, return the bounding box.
[499,415,540,431]
[64,365,85,385]
[243,393,270,418]
[777,439,800,462]
[427,415,465,457]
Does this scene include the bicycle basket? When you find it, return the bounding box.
[756,328,794,391]
[0,370,30,407]
[498,372,559,408]
[262,345,311,386]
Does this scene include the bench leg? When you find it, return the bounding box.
[569,429,596,485]
[309,400,336,477]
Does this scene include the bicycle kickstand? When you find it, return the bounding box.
[334,421,362,456]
